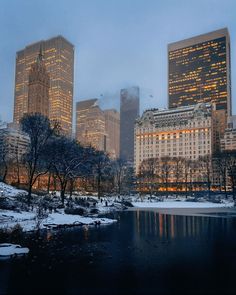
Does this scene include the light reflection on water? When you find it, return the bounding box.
[133,210,232,240]
[0,210,236,295]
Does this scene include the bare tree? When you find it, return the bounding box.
[139,158,159,196]
[213,152,228,196]
[160,156,172,192]
[92,150,111,198]
[112,158,127,197]
[172,157,184,191]
[226,151,236,200]
[199,155,212,193]
[20,113,59,204]
[45,136,92,205]
[0,141,9,183]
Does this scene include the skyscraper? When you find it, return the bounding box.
[168,28,231,115]
[76,99,106,151]
[104,109,120,158]
[120,86,140,162]
[28,48,49,117]
[14,35,74,135]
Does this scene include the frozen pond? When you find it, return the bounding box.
[0,209,236,294]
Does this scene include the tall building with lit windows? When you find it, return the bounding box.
[27,49,50,117]
[168,28,231,115]
[76,99,107,151]
[13,36,74,135]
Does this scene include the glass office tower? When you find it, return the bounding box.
[168,28,231,115]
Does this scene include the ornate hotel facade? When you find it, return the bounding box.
[134,103,214,189]
[135,103,212,172]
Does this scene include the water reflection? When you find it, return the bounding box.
[1,211,236,295]
[134,210,233,240]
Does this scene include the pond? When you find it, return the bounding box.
[0,210,236,295]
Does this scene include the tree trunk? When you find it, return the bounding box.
[2,163,8,183]
[98,175,101,198]
[16,158,20,187]
[69,179,74,197]
[27,182,32,206]
[47,172,51,193]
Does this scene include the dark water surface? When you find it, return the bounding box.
[1,210,236,295]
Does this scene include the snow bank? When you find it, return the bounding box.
[44,213,116,228]
[0,243,29,257]
[0,182,26,197]
[0,209,117,232]
[132,201,235,209]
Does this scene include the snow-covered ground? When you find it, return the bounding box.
[1,182,235,232]
[132,200,234,209]
[0,209,117,232]
[0,243,29,257]
[0,182,26,197]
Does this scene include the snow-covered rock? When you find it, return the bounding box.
[0,243,29,257]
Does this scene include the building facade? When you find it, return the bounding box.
[168,28,231,115]
[14,36,74,135]
[104,109,120,158]
[28,49,50,117]
[220,116,236,151]
[120,86,140,162]
[76,99,106,151]
[134,103,212,177]
[0,128,29,161]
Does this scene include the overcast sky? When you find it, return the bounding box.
[0,0,236,123]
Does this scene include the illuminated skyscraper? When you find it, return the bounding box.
[28,48,49,117]
[168,28,231,115]
[120,86,140,162]
[76,99,106,151]
[14,36,74,135]
[104,109,120,158]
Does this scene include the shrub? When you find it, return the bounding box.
[10,224,23,242]
[64,207,85,216]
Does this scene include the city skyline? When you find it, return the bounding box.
[1,0,236,124]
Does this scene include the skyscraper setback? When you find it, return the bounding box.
[168,28,231,115]
[13,35,74,135]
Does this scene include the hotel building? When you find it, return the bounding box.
[134,103,212,175]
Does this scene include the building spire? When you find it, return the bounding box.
[37,44,43,63]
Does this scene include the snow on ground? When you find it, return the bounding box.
[0,243,29,257]
[0,209,117,232]
[44,213,116,227]
[0,182,26,197]
[132,200,235,209]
